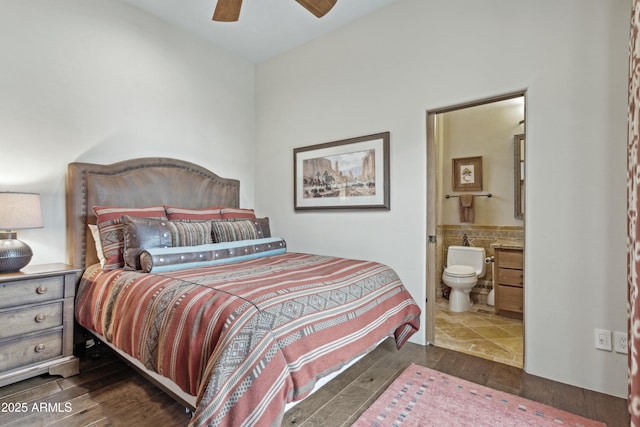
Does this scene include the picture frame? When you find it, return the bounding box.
[452,156,483,192]
[294,132,390,210]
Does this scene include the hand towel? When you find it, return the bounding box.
[459,194,474,223]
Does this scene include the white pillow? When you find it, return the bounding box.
[88,224,106,269]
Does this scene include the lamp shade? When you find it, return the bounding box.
[0,192,43,230]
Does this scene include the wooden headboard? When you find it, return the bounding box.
[66,157,240,270]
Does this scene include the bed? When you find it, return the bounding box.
[66,157,421,427]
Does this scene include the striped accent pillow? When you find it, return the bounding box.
[168,221,212,246]
[211,220,259,243]
[220,207,256,220]
[165,206,223,221]
[122,216,212,270]
[94,206,167,270]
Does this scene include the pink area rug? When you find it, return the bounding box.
[353,364,607,427]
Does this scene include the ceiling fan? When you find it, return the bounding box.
[212,0,337,22]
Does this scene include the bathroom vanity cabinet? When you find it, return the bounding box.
[494,247,524,319]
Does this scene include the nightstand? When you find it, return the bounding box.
[0,263,81,387]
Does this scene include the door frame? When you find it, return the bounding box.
[425,90,527,345]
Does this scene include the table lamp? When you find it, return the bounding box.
[0,192,43,273]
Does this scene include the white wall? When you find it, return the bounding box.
[440,98,525,226]
[255,0,630,398]
[1,0,256,265]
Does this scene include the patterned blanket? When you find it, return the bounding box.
[76,252,421,426]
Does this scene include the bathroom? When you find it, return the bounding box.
[429,94,525,368]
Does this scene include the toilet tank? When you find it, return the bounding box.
[446,246,487,277]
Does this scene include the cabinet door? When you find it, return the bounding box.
[497,285,523,313]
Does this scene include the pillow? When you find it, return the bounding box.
[211,219,259,243]
[139,237,287,273]
[220,207,256,220]
[251,217,271,239]
[93,206,167,270]
[88,224,106,269]
[165,206,222,221]
[122,216,212,270]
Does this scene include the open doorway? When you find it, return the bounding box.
[426,91,526,368]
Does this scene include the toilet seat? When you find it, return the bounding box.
[444,265,476,278]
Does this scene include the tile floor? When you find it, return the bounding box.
[434,297,524,368]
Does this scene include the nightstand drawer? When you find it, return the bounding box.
[0,330,63,373]
[0,276,65,309]
[0,301,64,339]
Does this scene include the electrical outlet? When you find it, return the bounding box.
[614,331,628,354]
[594,329,612,351]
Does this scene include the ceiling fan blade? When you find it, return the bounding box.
[212,0,243,22]
[294,0,337,18]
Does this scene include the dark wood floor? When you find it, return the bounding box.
[0,339,629,426]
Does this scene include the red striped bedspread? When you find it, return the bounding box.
[76,252,421,426]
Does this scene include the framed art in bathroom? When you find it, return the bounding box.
[452,156,483,192]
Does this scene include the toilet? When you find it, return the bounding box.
[442,246,487,312]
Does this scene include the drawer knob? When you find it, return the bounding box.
[34,344,46,353]
[35,286,48,295]
[35,313,46,323]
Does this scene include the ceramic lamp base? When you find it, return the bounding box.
[0,232,33,273]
